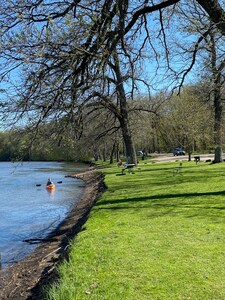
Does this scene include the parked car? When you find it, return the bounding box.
[173,147,185,156]
[137,150,144,156]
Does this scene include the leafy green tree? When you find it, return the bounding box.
[173,1,225,162]
[0,0,224,163]
[161,87,213,159]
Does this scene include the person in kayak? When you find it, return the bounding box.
[46,178,53,186]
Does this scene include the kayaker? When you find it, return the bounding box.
[46,178,53,186]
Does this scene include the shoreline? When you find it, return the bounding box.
[0,168,105,300]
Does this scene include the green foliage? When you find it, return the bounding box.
[158,86,214,152]
[0,131,24,161]
[45,160,225,299]
[0,129,92,162]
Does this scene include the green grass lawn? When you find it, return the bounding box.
[45,160,225,299]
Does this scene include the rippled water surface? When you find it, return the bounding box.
[0,161,86,269]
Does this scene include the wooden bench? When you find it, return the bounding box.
[122,163,135,174]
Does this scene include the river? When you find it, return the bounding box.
[0,161,86,269]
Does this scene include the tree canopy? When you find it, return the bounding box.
[0,1,224,162]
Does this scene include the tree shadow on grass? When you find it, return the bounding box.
[94,190,225,221]
[96,190,225,207]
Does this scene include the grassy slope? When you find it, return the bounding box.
[46,160,225,300]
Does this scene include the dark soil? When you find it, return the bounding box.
[0,169,105,300]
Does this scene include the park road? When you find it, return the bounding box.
[151,153,221,163]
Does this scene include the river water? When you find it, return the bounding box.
[0,161,86,269]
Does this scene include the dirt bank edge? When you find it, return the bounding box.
[0,169,105,300]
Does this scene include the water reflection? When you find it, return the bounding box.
[46,188,55,199]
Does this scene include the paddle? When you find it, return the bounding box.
[36,181,63,186]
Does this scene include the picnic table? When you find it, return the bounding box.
[122,163,135,174]
[194,156,200,164]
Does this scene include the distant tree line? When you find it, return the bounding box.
[0,82,222,163]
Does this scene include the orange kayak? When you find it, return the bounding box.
[46,183,55,190]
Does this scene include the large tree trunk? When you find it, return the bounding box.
[214,77,223,163]
[213,86,223,163]
[196,0,225,35]
[109,141,116,164]
[113,51,137,165]
[102,143,107,162]
[93,146,99,161]
[119,117,137,164]
[213,71,223,163]
[210,31,223,163]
